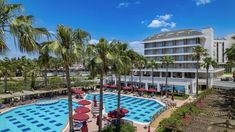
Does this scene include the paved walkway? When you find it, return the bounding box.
[150,98,191,130]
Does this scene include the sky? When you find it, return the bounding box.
[5,0,235,58]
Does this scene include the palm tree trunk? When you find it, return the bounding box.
[4,74,8,93]
[55,67,58,76]
[165,64,168,96]
[44,67,48,88]
[65,65,74,132]
[117,75,121,129]
[24,74,27,90]
[139,68,141,88]
[98,73,104,132]
[196,60,199,95]
[31,72,35,90]
[152,67,154,88]
[131,69,134,92]
[124,74,127,87]
[206,66,209,89]
[111,70,113,84]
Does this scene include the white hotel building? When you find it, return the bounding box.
[105,28,235,94]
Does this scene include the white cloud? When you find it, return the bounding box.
[194,0,212,6]
[161,28,170,32]
[148,19,165,28]
[147,14,176,30]
[128,41,144,54]
[158,14,172,21]
[117,2,129,8]
[170,22,176,28]
[89,39,99,44]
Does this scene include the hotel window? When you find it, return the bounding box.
[196,38,200,44]
[165,41,173,46]
[168,49,173,54]
[157,49,162,54]
[156,42,162,47]
[176,40,184,46]
[188,38,196,44]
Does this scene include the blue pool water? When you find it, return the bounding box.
[0,99,79,132]
[86,94,165,123]
[162,85,185,92]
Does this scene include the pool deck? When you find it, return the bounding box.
[63,95,157,132]
[64,92,189,132]
[0,92,190,132]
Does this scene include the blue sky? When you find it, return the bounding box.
[5,0,235,58]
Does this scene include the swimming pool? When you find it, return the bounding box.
[0,99,79,132]
[86,93,165,123]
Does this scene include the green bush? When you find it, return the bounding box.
[157,89,215,131]
[102,122,135,132]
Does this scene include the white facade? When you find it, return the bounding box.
[105,28,233,95]
[214,34,235,64]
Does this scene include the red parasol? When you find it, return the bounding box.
[122,86,132,90]
[74,106,90,113]
[115,108,129,114]
[73,89,84,94]
[73,113,89,121]
[78,100,91,105]
[138,88,146,92]
[103,84,110,88]
[81,121,88,132]
[109,85,118,89]
[148,88,157,92]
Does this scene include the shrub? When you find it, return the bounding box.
[102,122,135,132]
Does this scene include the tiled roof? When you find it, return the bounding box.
[143,29,203,41]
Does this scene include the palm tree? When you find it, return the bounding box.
[110,40,131,128]
[86,38,112,132]
[0,0,50,53]
[136,55,146,88]
[43,25,90,132]
[50,57,63,76]
[19,56,32,90]
[29,59,40,90]
[202,57,217,89]
[161,56,174,95]
[38,43,51,88]
[0,57,15,93]
[126,50,139,90]
[147,59,159,88]
[193,46,207,95]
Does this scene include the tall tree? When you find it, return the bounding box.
[147,59,159,88]
[126,50,139,90]
[161,56,174,95]
[50,57,63,76]
[0,57,15,93]
[193,46,207,95]
[43,25,90,132]
[38,43,51,88]
[110,40,131,128]
[135,55,146,88]
[202,57,217,89]
[19,56,32,90]
[0,0,49,53]
[86,38,113,132]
